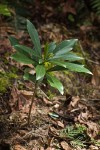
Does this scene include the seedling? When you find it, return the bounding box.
[9,20,92,125]
[60,124,87,148]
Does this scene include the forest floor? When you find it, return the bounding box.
[0,10,100,150]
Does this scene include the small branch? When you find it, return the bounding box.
[28,82,37,125]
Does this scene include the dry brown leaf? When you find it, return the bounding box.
[43,97,52,105]
[86,121,99,138]
[20,90,33,99]
[70,96,80,107]
[80,25,97,33]
[20,64,34,68]
[57,121,64,128]
[49,127,59,136]
[46,148,55,150]
[20,90,33,96]
[62,1,76,15]
[32,148,39,150]
[77,109,91,124]
[89,145,99,150]
[10,86,22,110]
[40,147,45,150]
[53,103,60,109]
[11,86,19,103]
[14,144,26,150]
[61,141,72,150]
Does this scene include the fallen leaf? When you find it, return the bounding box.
[62,1,76,15]
[57,121,64,128]
[14,144,26,150]
[43,97,52,105]
[20,90,33,99]
[77,111,89,124]
[70,96,80,107]
[54,103,60,109]
[49,127,59,136]
[40,147,45,150]
[46,148,55,150]
[20,90,33,96]
[61,141,72,150]
[89,145,99,150]
[86,121,99,138]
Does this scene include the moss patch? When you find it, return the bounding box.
[0,71,18,94]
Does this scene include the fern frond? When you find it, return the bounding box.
[91,0,100,15]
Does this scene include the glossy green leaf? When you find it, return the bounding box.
[55,47,72,56]
[65,63,92,74]
[9,36,19,46]
[53,39,78,55]
[44,43,49,60]
[31,56,39,66]
[48,42,56,53]
[39,59,43,64]
[44,42,56,60]
[49,112,59,119]
[49,52,83,61]
[23,72,36,82]
[36,65,46,80]
[0,4,11,16]
[11,52,35,64]
[27,20,41,56]
[49,60,92,74]
[46,73,64,95]
[49,60,68,68]
[47,66,67,72]
[14,44,40,58]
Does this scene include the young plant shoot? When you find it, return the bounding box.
[9,20,92,125]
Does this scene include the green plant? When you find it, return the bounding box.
[70,139,86,148]
[9,20,92,125]
[0,4,11,16]
[0,71,17,93]
[91,0,100,15]
[60,124,87,148]
[91,138,100,147]
[60,124,87,139]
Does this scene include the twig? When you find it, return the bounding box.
[27,82,37,125]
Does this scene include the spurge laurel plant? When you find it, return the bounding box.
[9,20,92,125]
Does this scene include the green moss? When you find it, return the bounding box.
[0,71,18,94]
[47,89,56,100]
[7,72,18,78]
[10,66,18,73]
[0,77,9,93]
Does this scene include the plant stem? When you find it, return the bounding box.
[28,82,37,125]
